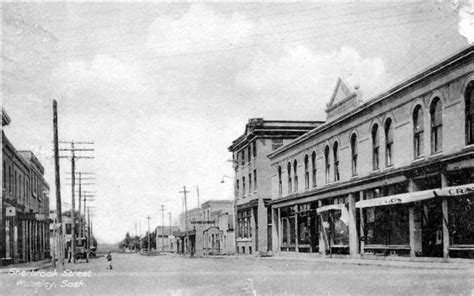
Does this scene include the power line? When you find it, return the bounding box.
[40,3,427,62]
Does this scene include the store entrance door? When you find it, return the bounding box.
[421,199,443,257]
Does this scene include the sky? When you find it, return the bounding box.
[1,1,472,244]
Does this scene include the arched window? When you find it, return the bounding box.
[430,98,442,154]
[351,134,358,176]
[293,159,298,192]
[311,151,317,187]
[333,142,340,181]
[324,146,330,184]
[287,162,292,194]
[278,166,282,196]
[466,81,474,144]
[242,177,246,196]
[385,118,393,166]
[304,155,309,190]
[372,124,380,170]
[413,105,424,158]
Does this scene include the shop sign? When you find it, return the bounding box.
[6,207,16,216]
[435,184,474,197]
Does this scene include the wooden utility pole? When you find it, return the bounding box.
[146,216,151,253]
[53,100,63,271]
[168,212,172,236]
[197,186,200,208]
[59,141,94,263]
[180,186,190,256]
[159,205,165,252]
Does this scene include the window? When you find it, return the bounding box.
[304,155,309,189]
[2,161,5,190]
[254,169,257,191]
[385,119,393,166]
[242,177,246,196]
[236,180,239,196]
[253,141,257,158]
[324,146,330,184]
[311,151,317,187]
[430,98,442,154]
[293,160,298,192]
[248,173,252,195]
[413,105,424,158]
[466,81,474,144]
[237,210,251,239]
[241,150,245,165]
[333,142,340,181]
[351,134,358,176]
[278,166,282,196]
[287,162,292,194]
[372,124,380,170]
[248,145,251,163]
[9,166,12,193]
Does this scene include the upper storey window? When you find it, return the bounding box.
[287,162,292,194]
[278,166,282,196]
[430,98,442,154]
[372,124,380,170]
[350,134,358,176]
[413,105,424,158]
[324,146,330,184]
[293,160,298,192]
[311,151,317,188]
[333,142,340,181]
[385,118,393,166]
[466,81,474,144]
[253,141,257,158]
[304,155,309,190]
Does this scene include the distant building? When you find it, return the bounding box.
[155,225,179,253]
[177,200,235,256]
[228,118,323,256]
[1,108,50,265]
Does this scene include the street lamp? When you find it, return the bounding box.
[220,174,238,254]
[220,175,234,184]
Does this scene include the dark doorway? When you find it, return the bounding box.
[421,199,443,257]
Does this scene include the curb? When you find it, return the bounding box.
[257,256,474,270]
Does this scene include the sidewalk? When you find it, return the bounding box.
[204,253,474,270]
[0,259,52,275]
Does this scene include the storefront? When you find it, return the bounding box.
[317,203,350,255]
[356,183,474,259]
[278,202,319,253]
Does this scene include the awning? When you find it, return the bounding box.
[355,183,474,209]
[316,203,346,214]
[434,183,474,197]
[355,189,434,209]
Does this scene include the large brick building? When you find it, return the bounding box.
[268,45,474,260]
[228,119,323,255]
[2,108,50,265]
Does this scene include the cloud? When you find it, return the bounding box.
[235,45,390,119]
[145,4,254,58]
[457,0,474,44]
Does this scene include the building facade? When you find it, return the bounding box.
[155,225,179,253]
[229,118,323,255]
[201,200,234,255]
[2,108,50,265]
[269,46,474,260]
[177,200,235,256]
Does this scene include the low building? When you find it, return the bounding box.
[269,45,474,260]
[1,108,50,265]
[155,226,179,253]
[177,200,235,256]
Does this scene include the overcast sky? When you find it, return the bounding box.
[2,1,472,244]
